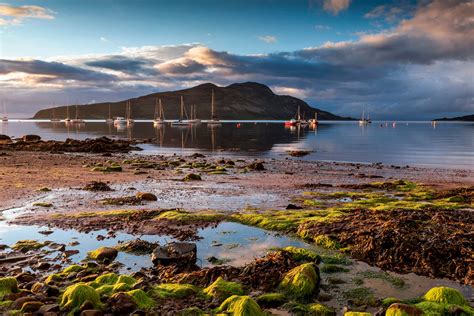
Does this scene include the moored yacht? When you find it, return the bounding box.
[171,96,190,126]
[207,89,221,125]
[153,98,166,126]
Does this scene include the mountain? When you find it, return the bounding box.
[433,114,474,122]
[33,82,350,120]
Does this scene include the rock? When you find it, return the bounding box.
[12,296,36,309]
[35,261,51,270]
[81,310,104,316]
[386,303,423,316]
[247,162,265,171]
[109,292,137,314]
[182,173,202,181]
[59,284,101,313]
[82,181,112,191]
[288,150,311,157]
[217,295,265,316]
[22,135,41,142]
[0,134,11,144]
[151,242,196,266]
[20,301,44,313]
[203,277,245,301]
[279,263,320,300]
[63,250,80,257]
[15,272,36,283]
[286,204,303,210]
[38,303,60,313]
[135,192,157,201]
[87,247,118,262]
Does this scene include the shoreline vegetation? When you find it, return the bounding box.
[0,135,472,315]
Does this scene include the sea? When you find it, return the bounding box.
[1,120,473,170]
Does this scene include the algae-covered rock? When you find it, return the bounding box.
[308,303,336,316]
[62,264,86,274]
[344,313,372,316]
[217,295,265,316]
[153,283,199,299]
[0,277,18,299]
[386,303,423,316]
[255,293,286,307]
[96,282,132,296]
[279,263,319,300]
[88,247,118,262]
[11,239,46,252]
[203,277,245,301]
[124,289,155,310]
[423,286,467,305]
[60,283,102,315]
[282,246,321,263]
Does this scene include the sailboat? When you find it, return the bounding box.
[285,106,302,126]
[207,89,220,125]
[359,108,372,125]
[309,112,318,126]
[171,96,190,126]
[50,105,61,122]
[106,103,114,123]
[64,98,71,123]
[153,98,166,126]
[2,101,8,122]
[71,103,85,124]
[126,100,134,126]
[184,104,201,124]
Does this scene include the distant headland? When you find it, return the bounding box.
[32,82,352,120]
[433,114,474,122]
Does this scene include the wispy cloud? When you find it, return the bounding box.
[100,36,108,42]
[322,0,351,15]
[0,4,55,26]
[258,35,277,44]
[315,24,332,30]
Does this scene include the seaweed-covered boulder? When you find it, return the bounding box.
[282,246,321,263]
[60,283,102,314]
[255,293,286,308]
[308,303,336,315]
[386,303,423,316]
[0,277,18,298]
[279,263,319,300]
[344,313,372,316]
[153,283,199,299]
[423,286,466,305]
[203,277,245,301]
[88,247,118,262]
[110,290,155,311]
[23,134,41,142]
[217,295,265,316]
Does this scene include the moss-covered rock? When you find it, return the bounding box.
[382,297,400,308]
[203,277,245,301]
[87,247,118,262]
[344,313,372,316]
[0,277,18,299]
[217,295,265,316]
[423,286,466,305]
[62,264,86,274]
[282,246,321,263]
[59,283,102,315]
[124,289,155,310]
[386,303,423,316]
[255,293,286,307]
[153,283,200,299]
[308,303,336,316]
[11,240,46,252]
[279,263,319,300]
[96,282,132,296]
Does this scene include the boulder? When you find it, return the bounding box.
[135,192,157,201]
[151,242,196,266]
[88,247,118,262]
[22,135,41,142]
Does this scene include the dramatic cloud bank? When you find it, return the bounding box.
[0,0,473,119]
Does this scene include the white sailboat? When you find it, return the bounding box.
[106,103,114,123]
[184,104,201,124]
[153,98,166,126]
[171,96,190,126]
[126,100,134,126]
[207,89,221,125]
[71,103,85,124]
[64,97,71,123]
[359,108,372,125]
[2,101,8,122]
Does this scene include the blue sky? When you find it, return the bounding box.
[0,0,473,119]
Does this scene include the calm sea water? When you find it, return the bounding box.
[1,120,473,169]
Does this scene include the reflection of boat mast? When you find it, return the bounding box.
[210,125,217,152]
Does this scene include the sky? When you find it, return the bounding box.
[0,0,473,119]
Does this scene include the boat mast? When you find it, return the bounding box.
[75,102,79,120]
[108,103,111,120]
[159,99,164,120]
[180,96,184,120]
[211,89,215,119]
[297,106,301,120]
[154,98,158,120]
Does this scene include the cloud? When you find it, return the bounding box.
[315,24,332,30]
[0,4,55,25]
[258,35,277,44]
[0,1,473,119]
[322,0,351,14]
[100,36,108,42]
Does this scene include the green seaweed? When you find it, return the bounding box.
[203,277,245,301]
[153,283,200,299]
[59,283,102,315]
[255,293,286,307]
[217,295,265,316]
[320,264,349,274]
[342,287,376,307]
[281,246,321,263]
[0,278,18,299]
[359,271,406,288]
[279,263,319,300]
[124,289,156,310]
[423,286,466,305]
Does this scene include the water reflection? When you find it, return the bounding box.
[1,120,472,169]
